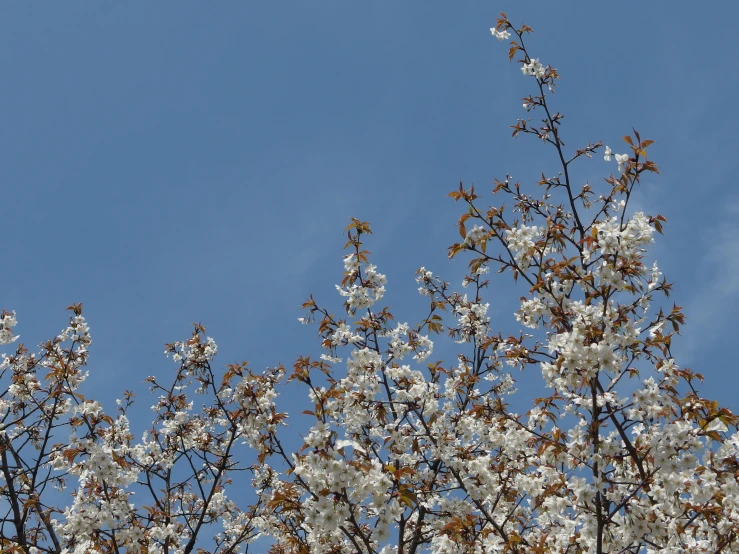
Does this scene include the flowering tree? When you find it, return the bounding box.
[2,13,739,554]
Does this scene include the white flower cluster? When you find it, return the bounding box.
[129,429,175,470]
[415,266,434,297]
[52,414,141,550]
[453,295,491,343]
[521,58,545,78]
[7,369,41,400]
[335,257,387,313]
[385,322,433,363]
[0,310,19,344]
[385,363,439,414]
[329,322,363,347]
[388,322,413,359]
[541,300,629,388]
[515,296,548,329]
[505,224,543,270]
[490,27,511,41]
[596,212,654,259]
[229,370,281,452]
[293,455,397,546]
[166,335,218,365]
[332,348,384,430]
[412,335,433,363]
[604,146,629,173]
[463,224,488,248]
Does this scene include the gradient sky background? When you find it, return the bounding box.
[2,2,738,455]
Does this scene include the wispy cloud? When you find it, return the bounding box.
[676,199,739,364]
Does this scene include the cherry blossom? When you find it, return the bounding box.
[2,13,738,554]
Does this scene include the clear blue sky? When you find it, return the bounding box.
[2,3,738,433]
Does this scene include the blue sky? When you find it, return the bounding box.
[2,2,738,440]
